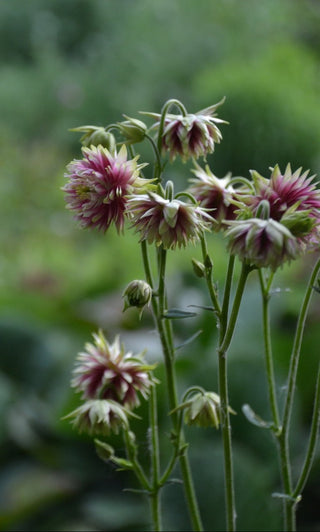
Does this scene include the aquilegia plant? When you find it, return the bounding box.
[62,98,320,531]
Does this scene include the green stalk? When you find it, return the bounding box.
[149,385,162,531]
[141,241,203,531]
[217,261,252,531]
[279,256,320,531]
[258,270,281,432]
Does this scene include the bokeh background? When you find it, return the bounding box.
[1,0,320,530]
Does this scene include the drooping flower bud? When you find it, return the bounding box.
[173,390,235,429]
[122,280,152,317]
[71,125,117,152]
[117,115,147,144]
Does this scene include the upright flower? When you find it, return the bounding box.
[62,144,148,233]
[72,330,157,409]
[249,164,320,223]
[146,99,227,162]
[127,191,212,249]
[188,163,237,228]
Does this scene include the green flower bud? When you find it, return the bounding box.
[173,390,236,429]
[192,258,206,278]
[117,115,147,144]
[71,125,117,152]
[122,280,152,318]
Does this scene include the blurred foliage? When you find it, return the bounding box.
[1,0,320,530]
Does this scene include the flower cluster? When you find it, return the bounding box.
[224,164,320,270]
[65,330,157,435]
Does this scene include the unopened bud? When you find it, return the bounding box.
[122,280,152,318]
[192,258,206,278]
[118,115,147,144]
[71,125,117,152]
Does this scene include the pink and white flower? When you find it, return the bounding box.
[127,191,212,249]
[188,163,237,228]
[72,330,156,409]
[63,144,148,232]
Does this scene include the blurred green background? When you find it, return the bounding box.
[1,0,320,530]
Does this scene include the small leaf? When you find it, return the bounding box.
[163,308,197,319]
[242,404,272,429]
[272,492,300,503]
[94,439,115,462]
[111,457,134,470]
[188,304,216,312]
[175,330,203,351]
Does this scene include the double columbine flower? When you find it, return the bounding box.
[225,164,320,270]
[62,144,148,233]
[147,99,227,162]
[127,190,212,249]
[72,330,157,409]
[65,330,157,436]
[63,399,135,436]
[173,389,235,429]
[188,163,237,228]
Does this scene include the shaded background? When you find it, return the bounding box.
[1,0,320,530]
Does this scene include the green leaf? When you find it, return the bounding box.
[163,308,197,319]
[188,304,216,312]
[242,404,272,429]
[175,330,203,350]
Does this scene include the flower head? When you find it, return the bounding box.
[63,144,148,233]
[127,191,212,249]
[188,163,237,228]
[63,399,133,436]
[173,390,235,429]
[146,99,227,162]
[225,218,302,270]
[72,330,157,409]
[249,164,320,223]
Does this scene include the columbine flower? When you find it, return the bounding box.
[225,218,302,270]
[127,191,212,249]
[249,164,320,223]
[62,144,148,233]
[173,390,235,429]
[188,163,237,228]
[146,99,227,162]
[63,399,133,436]
[72,330,157,409]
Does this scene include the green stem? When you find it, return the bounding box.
[145,132,163,182]
[279,256,320,531]
[218,261,251,532]
[258,270,281,431]
[142,241,203,531]
[124,430,151,491]
[220,254,235,339]
[149,385,162,531]
[293,363,320,498]
[200,234,221,316]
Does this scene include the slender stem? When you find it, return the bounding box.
[278,256,320,531]
[124,430,151,491]
[217,261,251,532]
[141,242,203,531]
[219,262,252,354]
[258,270,281,431]
[200,234,221,315]
[220,254,235,339]
[293,363,320,498]
[282,256,320,435]
[149,385,162,531]
[145,132,163,182]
